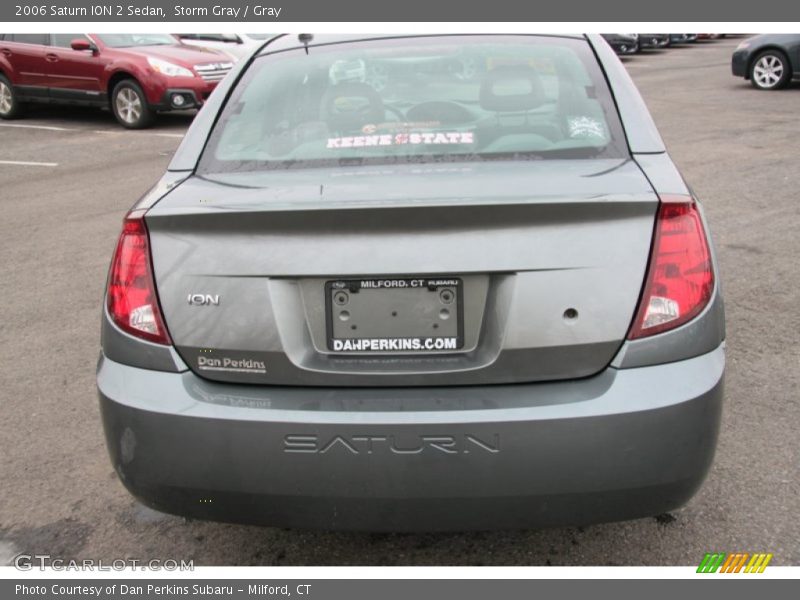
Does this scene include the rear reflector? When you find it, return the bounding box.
[629,196,714,339]
[106,210,171,345]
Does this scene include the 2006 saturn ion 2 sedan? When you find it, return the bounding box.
[98,34,725,531]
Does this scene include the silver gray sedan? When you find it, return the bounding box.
[97,34,725,531]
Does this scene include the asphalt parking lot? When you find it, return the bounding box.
[1,35,798,566]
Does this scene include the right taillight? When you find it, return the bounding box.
[106,210,171,345]
[629,196,714,339]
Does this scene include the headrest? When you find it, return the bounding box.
[479,67,547,112]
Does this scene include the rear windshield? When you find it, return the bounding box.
[198,36,628,174]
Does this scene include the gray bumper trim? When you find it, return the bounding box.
[98,345,724,531]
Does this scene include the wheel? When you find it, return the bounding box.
[0,74,23,119]
[111,79,155,128]
[624,40,641,54]
[750,50,791,90]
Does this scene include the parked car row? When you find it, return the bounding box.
[600,33,719,55]
[2,33,796,131]
[601,33,800,91]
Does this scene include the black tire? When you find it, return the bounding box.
[110,79,156,129]
[749,50,791,90]
[0,74,24,119]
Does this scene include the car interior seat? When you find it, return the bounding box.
[476,66,562,150]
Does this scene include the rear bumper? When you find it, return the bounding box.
[97,344,725,531]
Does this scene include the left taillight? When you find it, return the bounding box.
[106,210,171,345]
[628,196,715,339]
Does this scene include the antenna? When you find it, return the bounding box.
[299,33,313,54]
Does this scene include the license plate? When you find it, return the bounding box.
[325,277,464,353]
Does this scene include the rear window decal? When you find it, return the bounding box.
[327,135,394,148]
[327,132,475,149]
[567,116,606,139]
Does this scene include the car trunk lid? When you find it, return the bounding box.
[146,159,657,386]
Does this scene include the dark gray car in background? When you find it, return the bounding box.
[97,34,725,531]
[731,34,800,89]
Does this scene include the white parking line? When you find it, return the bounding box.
[0,123,75,132]
[0,160,58,167]
[92,130,184,139]
[0,122,184,138]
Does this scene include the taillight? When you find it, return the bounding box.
[629,196,714,339]
[106,210,171,345]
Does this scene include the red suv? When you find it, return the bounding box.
[0,33,235,128]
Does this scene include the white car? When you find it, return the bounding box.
[176,33,277,61]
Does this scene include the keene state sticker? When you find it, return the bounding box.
[327,132,475,149]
